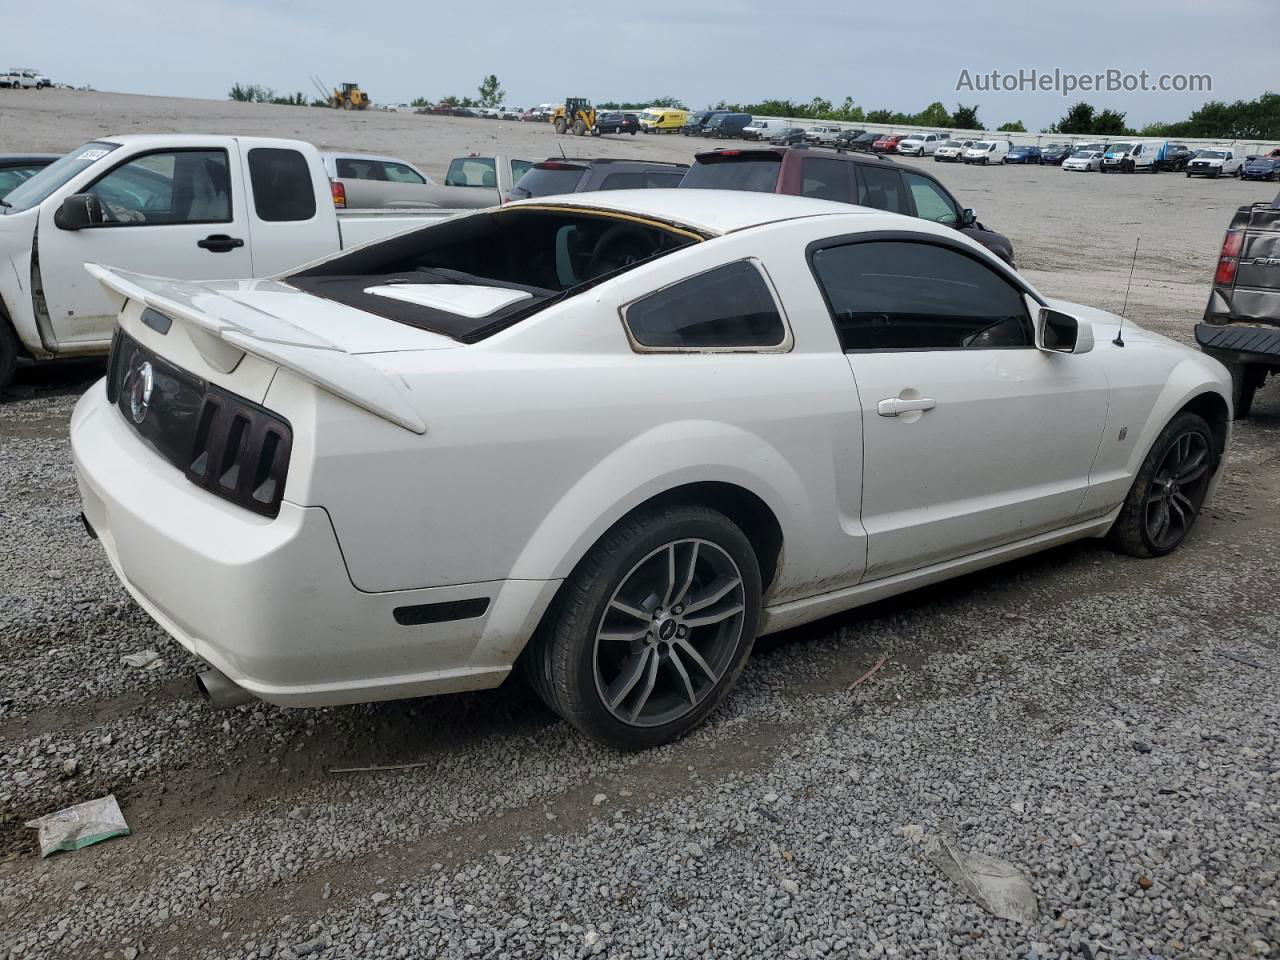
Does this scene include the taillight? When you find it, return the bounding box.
[331,180,346,208]
[1215,229,1242,286]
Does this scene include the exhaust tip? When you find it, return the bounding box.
[196,667,257,710]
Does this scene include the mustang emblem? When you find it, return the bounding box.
[128,361,154,424]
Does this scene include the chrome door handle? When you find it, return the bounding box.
[877,397,937,417]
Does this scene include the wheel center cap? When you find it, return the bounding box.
[657,618,678,642]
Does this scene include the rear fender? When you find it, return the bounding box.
[507,420,817,597]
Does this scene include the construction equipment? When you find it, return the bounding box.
[550,98,599,137]
[311,75,370,111]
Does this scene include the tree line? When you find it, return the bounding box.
[229,77,1278,140]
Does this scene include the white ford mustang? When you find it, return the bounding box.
[71,190,1231,749]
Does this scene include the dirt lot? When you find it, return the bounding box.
[1,90,1278,960]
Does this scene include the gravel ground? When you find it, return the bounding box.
[1,91,1279,960]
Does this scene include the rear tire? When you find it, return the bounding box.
[1229,363,1265,420]
[0,317,18,390]
[572,119,586,136]
[1107,412,1215,558]
[524,504,762,750]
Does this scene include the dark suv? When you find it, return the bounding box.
[595,112,641,135]
[506,158,690,201]
[680,146,1016,266]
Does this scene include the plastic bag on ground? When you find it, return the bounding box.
[925,834,1038,923]
[25,794,131,857]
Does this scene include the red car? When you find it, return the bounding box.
[872,134,905,154]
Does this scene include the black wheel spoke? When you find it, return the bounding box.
[667,648,698,705]
[684,575,741,614]
[609,599,651,622]
[607,648,653,710]
[628,649,661,721]
[683,602,745,629]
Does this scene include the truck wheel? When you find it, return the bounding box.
[1229,363,1265,419]
[572,119,586,136]
[524,503,761,750]
[554,117,567,134]
[0,318,18,389]
[1108,412,1215,558]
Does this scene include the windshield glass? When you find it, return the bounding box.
[1107,143,1134,154]
[2,142,118,212]
[681,156,781,192]
[1070,151,1095,159]
[1196,150,1227,159]
[971,142,992,150]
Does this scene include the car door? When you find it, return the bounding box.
[808,234,1110,580]
[38,145,252,345]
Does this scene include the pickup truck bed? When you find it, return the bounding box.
[1197,191,1280,417]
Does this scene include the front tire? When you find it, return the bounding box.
[0,317,18,389]
[1108,412,1215,558]
[525,504,762,750]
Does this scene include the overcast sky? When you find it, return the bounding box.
[11,0,1275,130]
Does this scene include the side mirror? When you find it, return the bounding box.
[54,193,104,230]
[960,207,977,227]
[1035,305,1094,355]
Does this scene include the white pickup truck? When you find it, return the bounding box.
[0,135,465,385]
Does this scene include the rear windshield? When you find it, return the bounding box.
[288,207,702,342]
[681,155,781,193]
[508,165,587,200]
[444,156,496,187]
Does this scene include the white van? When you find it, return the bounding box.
[742,118,785,141]
[963,140,1012,165]
[1100,140,1166,174]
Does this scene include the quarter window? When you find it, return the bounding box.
[801,158,850,203]
[811,240,1032,351]
[87,149,231,225]
[247,148,316,222]
[903,172,959,225]
[624,260,787,350]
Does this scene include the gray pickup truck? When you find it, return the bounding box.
[1197,189,1280,418]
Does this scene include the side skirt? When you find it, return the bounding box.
[757,511,1120,637]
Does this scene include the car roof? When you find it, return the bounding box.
[506,188,870,236]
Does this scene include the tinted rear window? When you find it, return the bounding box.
[510,166,587,198]
[625,260,785,349]
[247,148,316,222]
[681,157,781,192]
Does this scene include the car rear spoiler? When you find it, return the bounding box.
[86,264,427,435]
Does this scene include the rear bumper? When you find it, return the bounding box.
[1196,322,1280,366]
[71,381,560,708]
